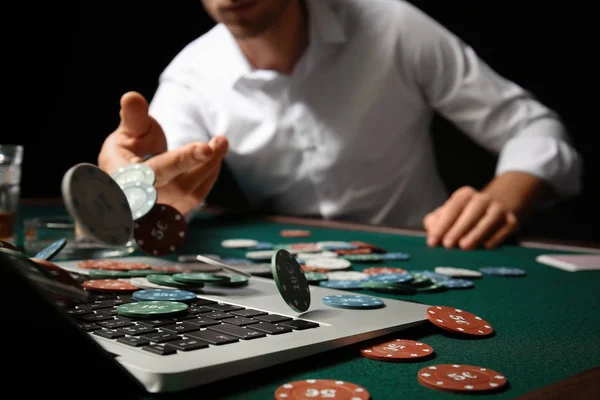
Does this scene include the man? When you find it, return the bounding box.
[98,0,583,250]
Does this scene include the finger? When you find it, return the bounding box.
[98,135,145,174]
[209,135,229,158]
[177,152,223,191]
[145,142,214,187]
[426,187,476,246]
[484,212,519,249]
[458,204,506,250]
[442,194,490,248]
[118,91,152,136]
[423,207,441,231]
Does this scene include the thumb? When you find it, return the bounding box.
[118,91,152,136]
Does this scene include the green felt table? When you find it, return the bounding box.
[15,202,600,399]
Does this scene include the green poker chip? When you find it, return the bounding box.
[88,269,155,279]
[204,275,250,287]
[361,281,417,294]
[416,281,446,292]
[271,249,310,313]
[304,272,328,284]
[146,274,204,289]
[116,301,188,318]
[172,273,229,284]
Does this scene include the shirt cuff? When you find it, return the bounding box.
[495,118,583,202]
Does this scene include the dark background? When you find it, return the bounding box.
[9,1,598,242]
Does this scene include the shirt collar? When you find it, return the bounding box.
[221,0,347,89]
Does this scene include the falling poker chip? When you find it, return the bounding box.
[33,238,67,261]
[274,379,370,400]
[133,203,187,256]
[61,163,133,247]
[361,339,434,362]
[271,249,311,313]
[418,364,507,393]
[121,181,158,220]
[110,162,156,187]
[426,305,494,336]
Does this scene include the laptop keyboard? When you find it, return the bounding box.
[67,294,320,356]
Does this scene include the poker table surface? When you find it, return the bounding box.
[16,201,600,399]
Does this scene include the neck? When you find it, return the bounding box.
[236,0,309,75]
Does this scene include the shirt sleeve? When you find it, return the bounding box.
[397,3,583,201]
[148,76,212,151]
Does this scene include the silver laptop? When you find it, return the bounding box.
[51,256,429,393]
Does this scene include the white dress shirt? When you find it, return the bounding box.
[148,0,583,229]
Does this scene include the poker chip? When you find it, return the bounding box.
[146,274,204,289]
[319,280,364,290]
[304,271,328,283]
[274,379,370,399]
[304,258,352,271]
[221,239,259,249]
[0,239,18,251]
[194,254,252,278]
[335,248,372,255]
[110,163,156,186]
[362,267,408,275]
[178,254,221,262]
[32,238,67,261]
[271,249,311,313]
[317,241,356,250]
[364,273,413,284]
[381,252,411,261]
[479,266,527,277]
[326,271,368,281]
[434,266,482,278]
[129,277,176,290]
[83,279,138,292]
[132,289,197,303]
[116,300,189,318]
[88,269,154,278]
[246,250,276,261]
[172,272,228,284]
[360,339,434,361]
[443,279,475,289]
[351,241,387,253]
[205,275,250,287]
[342,254,385,263]
[121,181,158,221]
[360,281,417,294]
[296,251,338,261]
[280,229,311,237]
[133,203,187,256]
[61,163,133,247]
[77,259,152,271]
[322,294,384,309]
[426,306,493,336]
[418,364,507,392]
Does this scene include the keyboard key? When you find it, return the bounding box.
[77,313,115,322]
[68,308,94,316]
[187,330,238,345]
[141,318,176,327]
[203,304,244,312]
[223,317,259,326]
[208,324,266,340]
[253,314,293,324]
[249,322,293,335]
[93,329,125,339]
[186,316,221,328]
[165,338,209,351]
[192,298,218,306]
[141,331,181,343]
[142,344,177,356]
[203,311,234,320]
[230,309,268,318]
[160,322,200,335]
[278,320,319,330]
[117,324,157,336]
[117,336,151,347]
[98,319,135,330]
[78,323,101,332]
[90,299,125,309]
[187,306,213,314]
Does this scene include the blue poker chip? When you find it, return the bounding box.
[319,280,365,290]
[251,242,274,250]
[382,252,411,261]
[479,267,527,277]
[442,279,475,289]
[33,238,67,261]
[132,289,197,302]
[410,270,451,282]
[364,273,413,284]
[322,294,385,309]
[219,258,254,265]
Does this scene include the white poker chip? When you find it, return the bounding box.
[221,239,259,249]
[121,181,157,220]
[305,258,352,270]
[129,277,175,290]
[178,254,221,263]
[245,250,276,260]
[434,266,483,278]
[110,163,156,187]
[297,251,338,260]
[61,163,133,247]
[326,271,369,281]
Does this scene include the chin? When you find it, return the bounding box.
[225,21,270,39]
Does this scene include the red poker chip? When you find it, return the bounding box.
[289,243,320,251]
[97,261,153,271]
[133,204,187,256]
[360,339,434,361]
[77,259,121,269]
[274,379,370,399]
[83,279,138,292]
[351,241,386,253]
[418,364,507,392]
[0,240,18,252]
[300,265,330,274]
[335,248,372,255]
[426,306,494,336]
[280,229,311,237]
[31,258,81,287]
[363,267,408,275]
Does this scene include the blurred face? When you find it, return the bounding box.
[201,0,293,38]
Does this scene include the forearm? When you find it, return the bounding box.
[482,171,549,220]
